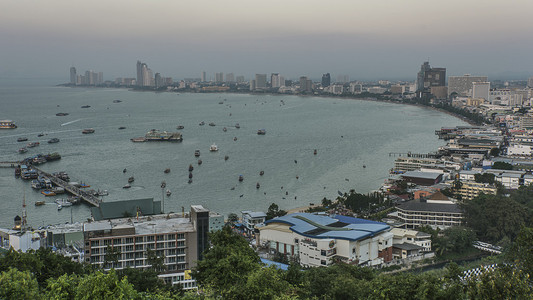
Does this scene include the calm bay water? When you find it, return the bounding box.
[0,83,466,228]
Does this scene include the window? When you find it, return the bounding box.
[177,233,185,240]
[125,237,134,244]
[167,234,176,240]
[321,260,327,265]
[91,240,99,247]
[147,236,155,242]
[321,250,326,256]
[135,237,143,243]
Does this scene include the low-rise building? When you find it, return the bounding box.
[389,228,432,252]
[241,211,266,234]
[258,213,393,267]
[457,181,497,201]
[395,198,463,229]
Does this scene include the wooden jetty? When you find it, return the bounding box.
[32,166,102,207]
[388,152,439,159]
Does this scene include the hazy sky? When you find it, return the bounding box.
[2,0,533,81]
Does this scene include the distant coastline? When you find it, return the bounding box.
[58,83,478,126]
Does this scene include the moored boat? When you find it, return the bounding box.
[238,175,244,182]
[210,143,218,152]
[35,201,45,206]
[82,128,95,134]
[17,137,28,142]
[189,164,194,172]
[195,150,201,157]
[55,198,73,207]
[41,190,56,197]
[48,138,60,144]
[128,176,134,183]
[18,147,28,154]
[164,168,171,173]
[0,120,17,129]
[166,189,171,196]
[123,184,131,189]
[257,129,266,135]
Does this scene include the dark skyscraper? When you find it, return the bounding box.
[70,67,76,84]
[136,60,142,86]
[416,62,446,92]
[322,73,331,87]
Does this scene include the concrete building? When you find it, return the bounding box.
[201,71,206,82]
[528,76,533,88]
[457,182,497,201]
[255,74,267,89]
[401,171,443,186]
[390,85,406,94]
[271,73,284,88]
[416,61,446,92]
[241,210,266,234]
[259,213,393,267]
[395,199,463,229]
[430,86,448,99]
[390,228,432,252]
[472,82,490,101]
[215,72,224,83]
[225,73,234,83]
[321,73,331,87]
[299,76,312,92]
[70,67,77,84]
[448,75,488,97]
[83,205,210,290]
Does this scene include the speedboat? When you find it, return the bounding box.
[123,184,131,189]
[128,176,134,183]
[82,128,95,134]
[166,189,172,196]
[257,129,266,135]
[210,143,218,151]
[48,138,60,143]
[199,121,205,126]
[81,105,91,108]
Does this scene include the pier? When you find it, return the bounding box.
[32,166,102,207]
[388,152,440,158]
[0,161,19,168]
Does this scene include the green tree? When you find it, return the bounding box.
[507,227,533,276]
[465,266,532,299]
[75,269,138,299]
[227,213,239,225]
[234,266,292,300]
[45,273,80,299]
[490,147,500,157]
[492,161,513,170]
[103,245,121,269]
[266,203,287,220]
[146,248,166,272]
[192,226,261,297]
[0,268,41,300]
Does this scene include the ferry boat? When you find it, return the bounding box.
[143,129,182,142]
[17,137,28,142]
[0,120,17,129]
[48,138,60,144]
[257,129,266,135]
[82,128,95,134]
[210,143,218,152]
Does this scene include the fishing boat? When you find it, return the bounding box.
[195,150,201,157]
[123,184,131,189]
[82,128,95,134]
[81,105,91,108]
[48,138,60,144]
[128,176,134,183]
[224,155,229,161]
[314,149,317,155]
[235,123,240,129]
[197,159,202,165]
[41,190,56,197]
[238,175,244,182]
[17,137,28,142]
[118,126,126,130]
[164,168,171,173]
[260,171,264,176]
[209,122,216,126]
[177,125,184,130]
[199,121,205,126]
[18,147,28,154]
[27,142,40,148]
[166,189,172,196]
[256,182,260,189]
[210,143,218,151]
[35,201,45,206]
[189,164,194,172]
[223,127,227,132]
[257,129,266,135]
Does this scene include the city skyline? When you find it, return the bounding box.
[2,0,533,81]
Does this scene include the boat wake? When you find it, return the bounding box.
[61,119,83,126]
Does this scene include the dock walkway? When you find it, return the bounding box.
[0,161,19,168]
[33,166,101,207]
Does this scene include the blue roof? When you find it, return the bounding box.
[260,258,289,271]
[265,213,390,242]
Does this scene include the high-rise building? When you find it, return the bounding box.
[236,76,245,83]
[70,67,77,84]
[136,61,143,86]
[528,76,533,88]
[225,73,235,83]
[214,72,224,83]
[336,75,349,83]
[321,73,331,87]
[255,74,267,89]
[472,82,490,101]
[270,73,284,88]
[299,76,312,92]
[447,75,488,97]
[201,71,206,82]
[416,61,446,92]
